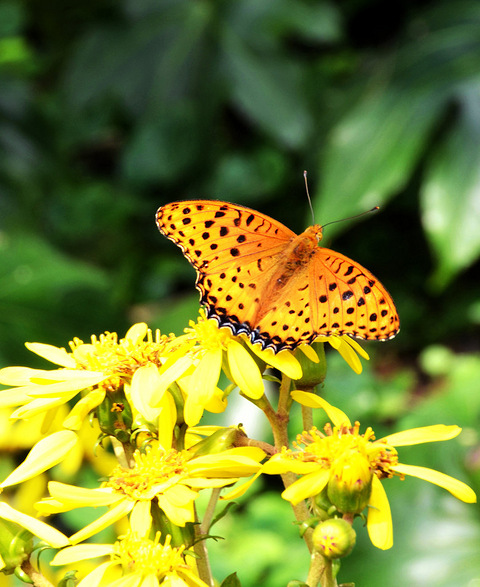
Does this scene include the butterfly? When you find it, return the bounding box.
[156,200,399,353]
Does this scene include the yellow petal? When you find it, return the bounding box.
[125,322,148,343]
[69,499,135,544]
[51,544,114,565]
[130,500,153,538]
[25,342,76,368]
[187,454,262,478]
[328,337,362,374]
[367,475,393,550]
[281,470,330,505]
[391,463,477,503]
[129,363,165,424]
[26,373,107,396]
[11,395,77,420]
[263,454,318,476]
[1,431,78,488]
[0,367,58,386]
[0,502,69,548]
[152,356,193,406]
[248,343,303,380]
[382,425,461,447]
[0,386,31,407]
[290,391,351,428]
[342,335,370,360]
[62,389,106,430]
[221,471,262,500]
[227,340,264,400]
[76,562,121,587]
[47,481,121,507]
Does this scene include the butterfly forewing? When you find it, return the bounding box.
[156,200,399,352]
[156,200,297,334]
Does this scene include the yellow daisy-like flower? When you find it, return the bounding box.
[35,415,265,544]
[151,310,303,426]
[0,323,173,430]
[51,530,209,587]
[264,391,476,550]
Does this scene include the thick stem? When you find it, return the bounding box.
[200,487,221,536]
[194,508,214,587]
[306,552,336,587]
[20,560,54,587]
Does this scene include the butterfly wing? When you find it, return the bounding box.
[308,247,400,341]
[156,200,296,335]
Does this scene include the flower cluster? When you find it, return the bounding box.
[0,314,476,586]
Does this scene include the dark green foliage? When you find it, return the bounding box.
[1,1,479,585]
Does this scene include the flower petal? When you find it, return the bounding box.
[382,425,461,447]
[367,475,393,550]
[51,544,114,565]
[69,499,135,544]
[290,391,351,428]
[281,470,330,505]
[0,502,69,548]
[130,500,152,537]
[248,343,303,380]
[227,340,264,400]
[25,342,76,368]
[1,431,78,488]
[391,463,477,503]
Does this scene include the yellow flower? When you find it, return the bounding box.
[0,323,173,430]
[152,310,302,426]
[36,413,264,544]
[0,502,69,549]
[51,530,209,587]
[264,391,476,550]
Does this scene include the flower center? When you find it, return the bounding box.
[114,531,189,578]
[105,446,188,500]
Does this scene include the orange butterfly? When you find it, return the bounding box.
[156,200,399,353]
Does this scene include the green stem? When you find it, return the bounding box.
[194,507,214,587]
[200,487,221,535]
[302,404,314,432]
[306,552,336,587]
[20,560,54,587]
[111,437,135,468]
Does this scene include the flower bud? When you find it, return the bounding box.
[96,387,133,442]
[293,343,327,390]
[189,427,239,456]
[327,450,372,514]
[312,518,356,559]
[0,519,33,574]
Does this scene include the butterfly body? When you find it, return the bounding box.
[156,200,399,353]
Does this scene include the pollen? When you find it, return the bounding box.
[114,531,189,577]
[183,309,233,351]
[67,324,173,384]
[105,445,188,500]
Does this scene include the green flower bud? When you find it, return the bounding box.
[96,386,133,441]
[0,519,33,574]
[327,450,372,514]
[188,427,240,457]
[312,518,356,559]
[293,343,327,390]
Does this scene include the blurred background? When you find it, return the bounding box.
[1,0,480,585]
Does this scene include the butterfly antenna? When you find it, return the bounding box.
[304,170,315,224]
[321,207,380,230]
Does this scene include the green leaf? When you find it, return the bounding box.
[315,88,443,229]
[222,28,312,148]
[220,572,242,587]
[421,85,480,289]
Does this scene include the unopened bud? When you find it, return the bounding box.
[327,450,372,514]
[312,518,356,559]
